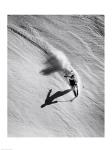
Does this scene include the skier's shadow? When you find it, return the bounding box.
[41,89,72,108]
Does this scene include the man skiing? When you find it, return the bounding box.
[64,71,78,97]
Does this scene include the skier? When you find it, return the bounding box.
[64,71,78,97]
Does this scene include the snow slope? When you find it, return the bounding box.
[8,15,104,137]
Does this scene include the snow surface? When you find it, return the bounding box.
[8,15,104,137]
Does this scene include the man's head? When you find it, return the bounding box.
[71,74,74,79]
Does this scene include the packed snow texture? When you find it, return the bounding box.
[8,15,104,137]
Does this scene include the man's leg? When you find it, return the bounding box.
[72,86,78,97]
[76,85,78,97]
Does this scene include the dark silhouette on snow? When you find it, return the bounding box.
[41,89,72,108]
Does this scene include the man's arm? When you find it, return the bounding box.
[64,75,70,78]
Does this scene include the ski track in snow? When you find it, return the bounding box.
[8,15,104,137]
